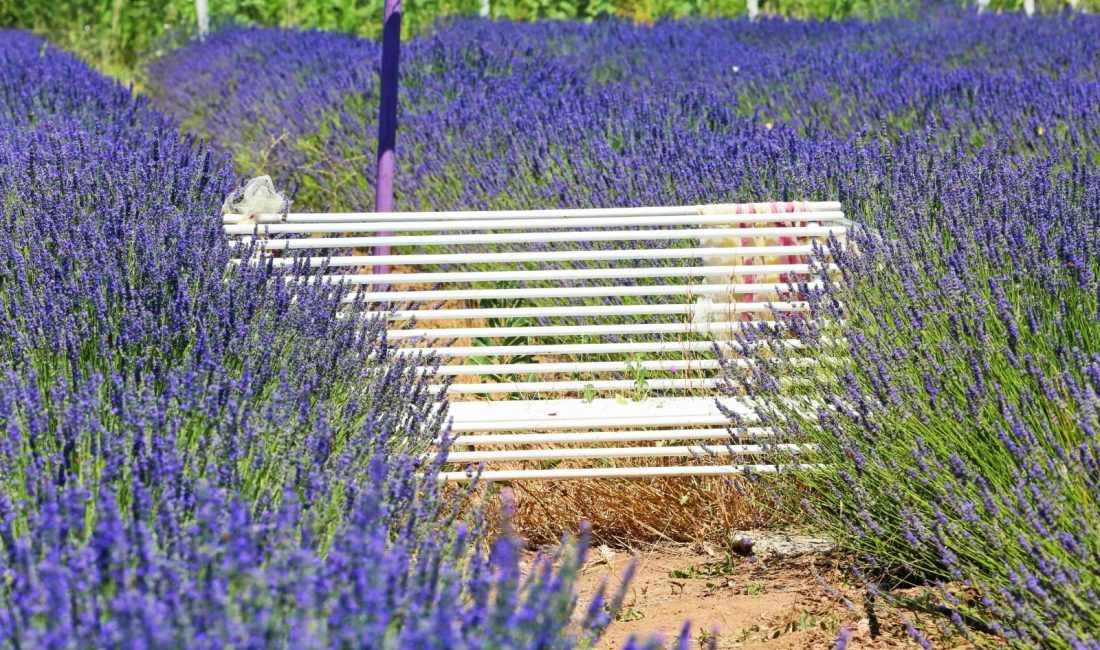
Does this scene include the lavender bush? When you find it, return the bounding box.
[0,32,638,649]
[145,10,1100,646]
[734,142,1100,647]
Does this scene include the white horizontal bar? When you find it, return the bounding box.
[449,395,758,419]
[449,428,775,445]
[223,211,844,234]
[223,202,844,224]
[247,246,829,268]
[447,427,773,445]
[438,463,820,481]
[394,340,797,358]
[308,264,831,286]
[344,281,822,303]
[440,375,814,395]
[434,359,725,375]
[369,301,808,321]
[389,321,792,341]
[449,414,742,431]
[436,443,812,462]
[232,226,847,250]
[431,357,823,376]
[442,377,722,394]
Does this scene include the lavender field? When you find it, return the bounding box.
[1,6,1099,649]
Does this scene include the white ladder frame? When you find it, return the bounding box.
[224,201,847,481]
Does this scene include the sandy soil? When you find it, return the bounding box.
[568,534,957,649]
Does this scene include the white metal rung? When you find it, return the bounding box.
[222,201,844,224]
[446,427,775,445]
[306,264,832,286]
[393,339,799,358]
[244,246,830,268]
[438,464,821,481]
[434,443,813,463]
[222,211,844,234]
[233,226,847,251]
[342,282,823,304]
[389,320,795,340]
[366,301,809,321]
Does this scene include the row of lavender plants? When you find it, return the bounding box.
[0,31,657,649]
[147,8,1100,646]
[147,9,1099,213]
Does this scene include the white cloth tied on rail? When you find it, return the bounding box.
[691,296,715,324]
[221,175,289,224]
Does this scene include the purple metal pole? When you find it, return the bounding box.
[374,0,401,276]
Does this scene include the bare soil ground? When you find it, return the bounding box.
[564,534,966,649]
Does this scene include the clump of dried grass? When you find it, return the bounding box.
[464,468,801,548]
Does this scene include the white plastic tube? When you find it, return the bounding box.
[233,225,847,250]
[447,427,774,445]
[433,443,813,462]
[246,245,828,268]
[437,464,821,481]
[306,263,832,286]
[342,281,824,303]
[221,201,844,224]
[222,211,843,234]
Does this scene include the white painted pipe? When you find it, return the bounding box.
[222,211,843,234]
[447,414,755,432]
[447,427,775,445]
[439,376,813,395]
[232,226,847,250]
[342,281,825,303]
[441,377,725,394]
[307,263,833,286]
[374,301,809,322]
[392,339,802,358]
[437,463,821,481]
[388,320,794,341]
[434,359,725,376]
[430,358,820,376]
[448,395,764,419]
[221,201,845,224]
[434,443,813,463]
[245,245,829,268]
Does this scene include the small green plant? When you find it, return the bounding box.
[668,564,704,579]
[583,383,596,403]
[624,354,650,402]
[668,560,736,579]
[697,628,717,648]
[615,607,645,622]
[745,581,765,595]
[790,609,817,633]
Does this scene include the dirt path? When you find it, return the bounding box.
[571,535,949,649]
